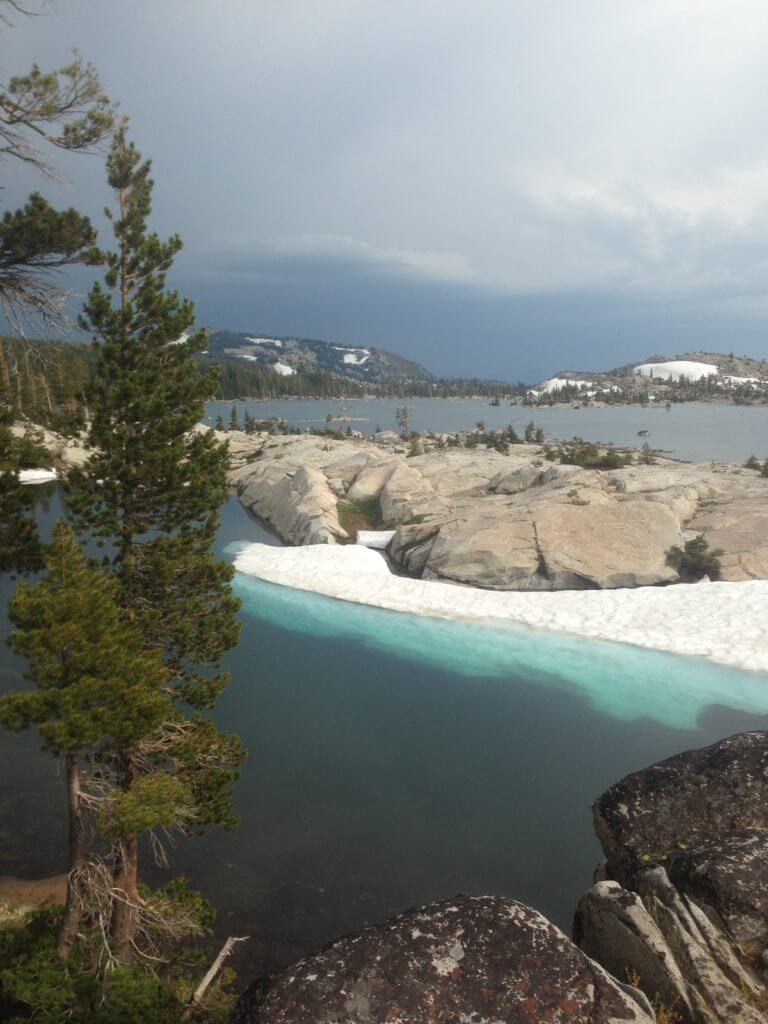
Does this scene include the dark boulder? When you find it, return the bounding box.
[232,893,654,1023]
[592,731,768,886]
[577,732,768,1024]
[668,827,768,953]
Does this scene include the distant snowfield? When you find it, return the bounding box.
[634,360,718,382]
[532,377,595,395]
[234,542,768,675]
[19,468,57,484]
[246,337,282,347]
[273,362,296,376]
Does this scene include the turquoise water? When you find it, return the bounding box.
[1,491,767,980]
[233,570,768,730]
[205,397,768,462]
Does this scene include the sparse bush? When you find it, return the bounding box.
[310,427,347,440]
[666,534,724,582]
[638,442,656,465]
[407,434,422,458]
[556,438,630,469]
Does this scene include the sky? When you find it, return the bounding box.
[4,0,768,382]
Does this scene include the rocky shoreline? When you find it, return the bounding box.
[233,732,768,1024]
[221,428,768,591]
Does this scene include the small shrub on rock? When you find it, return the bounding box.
[665,535,724,582]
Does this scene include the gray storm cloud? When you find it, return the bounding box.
[3,0,768,379]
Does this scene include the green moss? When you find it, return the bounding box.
[337,497,383,540]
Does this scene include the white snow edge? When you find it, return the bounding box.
[234,543,768,674]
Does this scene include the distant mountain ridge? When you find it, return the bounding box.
[203,328,434,385]
[531,350,768,398]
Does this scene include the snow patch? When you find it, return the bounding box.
[273,361,296,376]
[19,468,57,485]
[532,377,595,395]
[233,543,768,675]
[246,337,283,347]
[356,530,396,550]
[634,360,718,382]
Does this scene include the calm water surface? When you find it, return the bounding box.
[1,489,767,981]
[205,397,768,463]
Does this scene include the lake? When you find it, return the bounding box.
[204,397,768,463]
[1,488,767,981]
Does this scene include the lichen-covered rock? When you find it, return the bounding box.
[592,731,768,885]
[667,828,768,952]
[578,733,768,1023]
[232,894,655,1024]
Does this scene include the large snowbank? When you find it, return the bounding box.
[634,361,718,382]
[234,543,768,674]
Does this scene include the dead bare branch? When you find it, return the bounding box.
[181,936,249,1020]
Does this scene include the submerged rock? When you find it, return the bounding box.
[576,732,768,1023]
[232,894,654,1024]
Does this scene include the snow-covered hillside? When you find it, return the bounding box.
[634,360,719,382]
[530,351,768,402]
[204,328,432,384]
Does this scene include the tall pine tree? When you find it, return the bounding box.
[0,521,171,959]
[69,126,243,960]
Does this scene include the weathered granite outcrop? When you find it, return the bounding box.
[232,461,349,545]
[228,433,768,589]
[229,435,390,545]
[575,732,768,1023]
[232,894,655,1024]
[11,422,90,469]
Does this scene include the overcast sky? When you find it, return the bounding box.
[5,0,768,381]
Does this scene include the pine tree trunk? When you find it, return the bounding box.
[110,755,139,962]
[110,834,139,961]
[0,342,11,404]
[57,755,85,959]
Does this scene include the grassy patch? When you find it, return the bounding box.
[337,497,383,541]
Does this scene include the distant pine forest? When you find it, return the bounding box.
[0,335,524,430]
